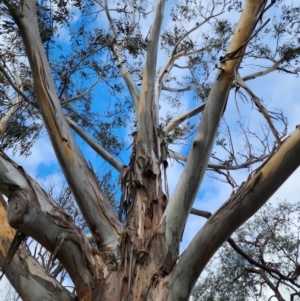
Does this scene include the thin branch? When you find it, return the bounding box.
[220,18,270,64]
[236,75,281,145]
[190,208,212,219]
[168,150,187,162]
[95,0,140,111]
[171,22,209,57]
[0,96,22,138]
[163,102,206,134]
[190,204,294,284]
[57,46,104,99]
[259,270,286,301]
[60,75,101,105]
[113,45,140,111]
[242,46,300,81]
[227,238,299,285]
[67,118,124,172]
[155,4,226,102]
[0,62,32,104]
[207,155,269,170]
[242,57,285,81]
[168,149,269,170]
[162,84,200,93]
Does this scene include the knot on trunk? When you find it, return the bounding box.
[7,189,31,227]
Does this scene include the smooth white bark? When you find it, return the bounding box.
[137,0,166,156]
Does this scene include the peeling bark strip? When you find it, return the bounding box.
[166,127,300,301]
[160,0,268,273]
[6,0,124,256]
[0,196,75,301]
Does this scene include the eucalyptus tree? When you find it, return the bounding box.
[192,201,300,301]
[0,0,300,301]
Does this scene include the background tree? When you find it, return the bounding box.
[192,200,300,301]
[0,0,300,300]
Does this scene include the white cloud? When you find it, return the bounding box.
[7,133,60,178]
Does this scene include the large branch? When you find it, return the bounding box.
[0,151,102,298]
[67,118,124,172]
[137,0,166,157]
[6,1,124,255]
[190,208,300,284]
[165,126,300,300]
[0,195,75,301]
[159,0,268,265]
